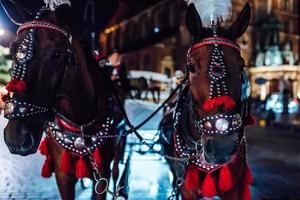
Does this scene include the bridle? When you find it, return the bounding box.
[4,12,73,120]
[173,35,250,171]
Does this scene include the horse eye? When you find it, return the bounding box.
[186,63,196,73]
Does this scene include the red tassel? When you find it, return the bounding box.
[242,183,252,200]
[201,173,217,198]
[218,165,233,192]
[61,150,73,174]
[39,138,49,156]
[41,158,53,178]
[244,164,253,184]
[245,115,256,126]
[185,166,201,190]
[75,156,90,179]
[93,149,102,169]
[14,80,27,92]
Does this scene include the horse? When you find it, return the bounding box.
[3,4,124,200]
[159,2,254,200]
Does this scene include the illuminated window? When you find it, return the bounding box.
[282,0,290,11]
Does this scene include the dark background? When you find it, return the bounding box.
[0,0,118,40]
[0,0,161,43]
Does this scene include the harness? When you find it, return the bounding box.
[161,36,253,199]
[4,18,71,119]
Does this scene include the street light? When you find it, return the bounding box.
[0,28,5,36]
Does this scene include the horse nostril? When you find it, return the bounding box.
[21,133,34,149]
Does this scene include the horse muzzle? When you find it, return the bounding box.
[4,126,37,156]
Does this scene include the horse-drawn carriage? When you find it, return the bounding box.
[128,70,169,103]
[2,0,255,199]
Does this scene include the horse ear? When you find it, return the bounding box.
[227,2,251,40]
[54,4,71,27]
[186,3,203,38]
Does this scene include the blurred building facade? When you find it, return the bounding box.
[99,0,299,97]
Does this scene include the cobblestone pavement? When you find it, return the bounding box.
[0,118,60,200]
[1,111,300,199]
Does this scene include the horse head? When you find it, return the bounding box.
[3,4,75,156]
[183,2,251,165]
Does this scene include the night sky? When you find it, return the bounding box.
[0,0,118,40]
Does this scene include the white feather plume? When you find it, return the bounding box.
[187,0,232,27]
[43,0,71,11]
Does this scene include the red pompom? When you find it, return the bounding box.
[1,94,10,102]
[185,166,201,190]
[244,164,253,184]
[39,138,49,156]
[242,183,252,200]
[93,148,102,169]
[6,80,17,92]
[41,158,54,178]
[75,156,90,179]
[218,165,233,192]
[14,80,27,92]
[203,96,236,112]
[222,96,236,110]
[203,99,213,112]
[6,79,27,92]
[61,150,73,174]
[201,173,217,198]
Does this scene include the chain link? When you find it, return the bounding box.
[168,157,188,200]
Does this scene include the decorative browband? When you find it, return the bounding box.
[17,20,69,38]
[192,37,240,52]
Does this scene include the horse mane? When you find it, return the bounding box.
[75,40,113,119]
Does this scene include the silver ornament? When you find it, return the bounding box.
[74,137,85,149]
[215,118,229,132]
[19,107,27,113]
[4,102,15,115]
[204,121,213,130]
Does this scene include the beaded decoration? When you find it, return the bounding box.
[45,115,116,156]
[4,9,71,120]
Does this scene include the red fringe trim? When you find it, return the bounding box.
[41,157,54,178]
[203,95,236,113]
[244,164,253,184]
[39,138,49,156]
[75,156,90,179]
[201,173,217,198]
[218,165,233,192]
[242,183,252,200]
[61,150,73,174]
[185,166,201,190]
